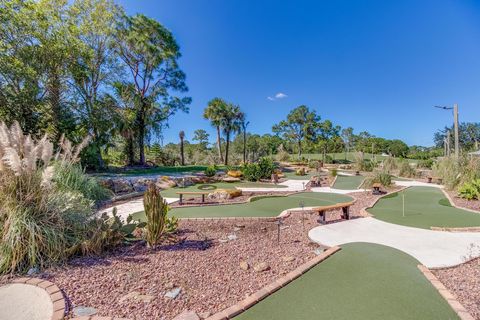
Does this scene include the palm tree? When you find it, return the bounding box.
[239,113,249,163]
[204,98,227,163]
[179,130,185,166]
[222,104,243,165]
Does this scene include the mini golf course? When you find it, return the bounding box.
[235,243,459,320]
[159,181,287,198]
[131,192,353,221]
[332,175,364,190]
[368,186,480,229]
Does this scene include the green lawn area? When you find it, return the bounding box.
[282,170,316,180]
[332,175,365,190]
[235,243,458,320]
[131,192,353,221]
[293,152,420,164]
[158,181,286,198]
[367,186,480,229]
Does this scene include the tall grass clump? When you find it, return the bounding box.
[432,156,480,190]
[0,121,108,274]
[144,183,169,247]
[363,170,392,188]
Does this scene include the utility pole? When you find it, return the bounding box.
[453,104,459,158]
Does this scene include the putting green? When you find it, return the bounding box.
[367,186,480,229]
[333,175,364,190]
[159,181,286,198]
[131,192,353,221]
[235,243,458,320]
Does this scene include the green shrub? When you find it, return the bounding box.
[382,157,398,173]
[458,179,480,200]
[324,155,334,164]
[330,168,337,177]
[398,161,416,178]
[204,165,217,177]
[418,159,434,169]
[143,184,169,247]
[295,168,306,176]
[276,144,290,162]
[364,170,392,188]
[165,216,179,233]
[0,122,97,274]
[257,157,275,178]
[242,163,262,181]
[308,160,321,169]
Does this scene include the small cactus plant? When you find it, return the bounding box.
[144,183,169,247]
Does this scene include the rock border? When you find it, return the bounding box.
[417,265,475,320]
[70,316,130,320]
[10,277,66,320]
[205,246,341,320]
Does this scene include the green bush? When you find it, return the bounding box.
[204,165,217,177]
[324,155,334,164]
[0,122,101,274]
[418,159,434,169]
[458,179,480,200]
[241,157,275,181]
[398,161,416,178]
[330,168,338,177]
[364,170,392,188]
[382,157,398,173]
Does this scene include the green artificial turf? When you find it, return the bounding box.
[131,192,353,221]
[158,181,286,198]
[367,186,480,229]
[236,243,459,320]
[333,175,365,190]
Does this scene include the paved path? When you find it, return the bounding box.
[394,180,444,188]
[237,179,309,192]
[310,186,366,194]
[0,283,53,320]
[308,217,480,268]
[99,197,178,221]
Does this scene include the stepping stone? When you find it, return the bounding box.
[73,306,97,317]
[239,261,250,270]
[165,287,182,299]
[253,262,270,272]
[282,256,295,262]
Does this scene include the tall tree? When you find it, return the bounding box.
[67,0,123,169]
[239,113,249,163]
[179,130,185,166]
[115,14,191,165]
[341,127,354,159]
[221,104,243,165]
[204,98,227,163]
[192,129,209,150]
[272,105,320,158]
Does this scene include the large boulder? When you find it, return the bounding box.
[112,179,134,194]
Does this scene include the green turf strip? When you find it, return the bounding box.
[158,181,286,198]
[131,192,353,221]
[333,175,365,190]
[367,186,480,229]
[235,243,459,320]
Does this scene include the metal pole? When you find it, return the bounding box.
[454,104,459,158]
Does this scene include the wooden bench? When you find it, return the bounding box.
[312,201,356,224]
[427,177,443,184]
[176,191,210,205]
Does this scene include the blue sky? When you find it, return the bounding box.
[116,0,480,147]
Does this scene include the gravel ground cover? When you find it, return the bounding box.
[432,258,480,319]
[41,215,326,320]
[367,186,480,229]
[236,243,459,320]
[446,190,480,212]
[130,192,354,221]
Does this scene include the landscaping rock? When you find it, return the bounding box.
[198,311,211,319]
[165,287,182,299]
[113,179,134,194]
[207,190,231,201]
[73,306,98,317]
[253,262,270,272]
[314,248,325,255]
[172,311,200,320]
[27,267,39,276]
[227,234,237,241]
[239,261,250,271]
[282,256,295,262]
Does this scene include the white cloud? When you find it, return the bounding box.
[267,92,288,101]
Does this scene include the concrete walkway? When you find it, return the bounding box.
[99,197,178,221]
[394,180,444,188]
[237,179,309,192]
[310,186,366,194]
[0,283,53,320]
[308,217,480,268]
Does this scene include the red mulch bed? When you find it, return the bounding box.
[41,215,327,320]
[432,258,480,319]
[446,190,480,213]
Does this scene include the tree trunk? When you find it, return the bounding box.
[297,140,302,158]
[180,137,185,166]
[216,126,224,163]
[224,131,230,165]
[137,102,146,165]
[126,134,135,166]
[243,129,247,163]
